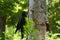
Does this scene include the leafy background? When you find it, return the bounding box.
[0,0,60,40]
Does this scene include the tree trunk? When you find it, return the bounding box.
[27,0,49,40]
[0,16,6,40]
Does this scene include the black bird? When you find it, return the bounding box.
[15,11,27,39]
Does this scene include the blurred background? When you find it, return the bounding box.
[0,0,60,40]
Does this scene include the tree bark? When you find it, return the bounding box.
[27,0,49,40]
[0,16,6,40]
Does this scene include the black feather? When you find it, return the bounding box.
[15,11,27,39]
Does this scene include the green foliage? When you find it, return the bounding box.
[46,32,60,40]
[0,0,28,40]
[47,0,60,33]
[5,25,15,40]
[0,0,28,26]
[0,0,60,40]
[5,17,34,40]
